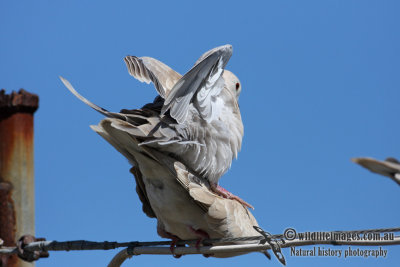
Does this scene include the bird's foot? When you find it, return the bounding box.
[188,226,212,257]
[210,184,254,210]
[157,227,183,258]
[170,237,183,258]
[188,226,210,249]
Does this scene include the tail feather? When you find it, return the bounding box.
[91,119,160,165]
[60,76,125,120]
[61,76,193,153]
[91,121,158,219]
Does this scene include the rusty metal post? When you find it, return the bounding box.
[0,89,39,267]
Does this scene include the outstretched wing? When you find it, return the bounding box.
[352,157,400,186]
[161,45,233,124]
[124,56,182,98]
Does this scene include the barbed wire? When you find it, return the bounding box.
[2,226,398,254]
[1,226,399,266]
[108,226,400,267]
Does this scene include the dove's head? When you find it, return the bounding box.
[223,70,242,102]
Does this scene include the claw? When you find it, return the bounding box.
[157,226,183,258]
[169,237,182,258]
[169,236,184,258]
[188,226,213,257]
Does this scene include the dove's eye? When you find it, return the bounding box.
[235,83,240,91]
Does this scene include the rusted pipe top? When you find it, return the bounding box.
[0,89,39,118]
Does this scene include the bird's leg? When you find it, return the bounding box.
[210,183,254,210]
[169,236,183,259]
[188,226,210,249]
[188,226,213,257]
[157,226,183,258]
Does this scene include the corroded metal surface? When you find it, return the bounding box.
[0,182,16,266]
[0,89,38,267]
[0,89,39,118]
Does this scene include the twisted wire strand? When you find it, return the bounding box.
[0,227,399,255]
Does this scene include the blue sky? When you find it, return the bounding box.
[1,1,399,266]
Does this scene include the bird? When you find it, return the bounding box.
[352,157,400,186]
[90,117,264,257]
[60,44,251,208]
[60,45,269,258]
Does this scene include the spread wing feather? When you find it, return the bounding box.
[161,45,233,124]
[124,56,182,98]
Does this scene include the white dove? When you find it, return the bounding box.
[61,45,251,208]
[90,117,264,257]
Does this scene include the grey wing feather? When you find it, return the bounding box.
[194,45,233,66]
[124,56,182,98]
[161,44,232,124]
[172,161,262,245]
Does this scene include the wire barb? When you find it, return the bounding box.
[254,226,286,265]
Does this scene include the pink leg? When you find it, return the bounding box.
[157,226,182,258]
[189,226,212,258]
[188,226,210,249]
[210,183,254,210]
[188,226,213,257]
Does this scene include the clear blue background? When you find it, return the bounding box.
[1,1,399,266]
